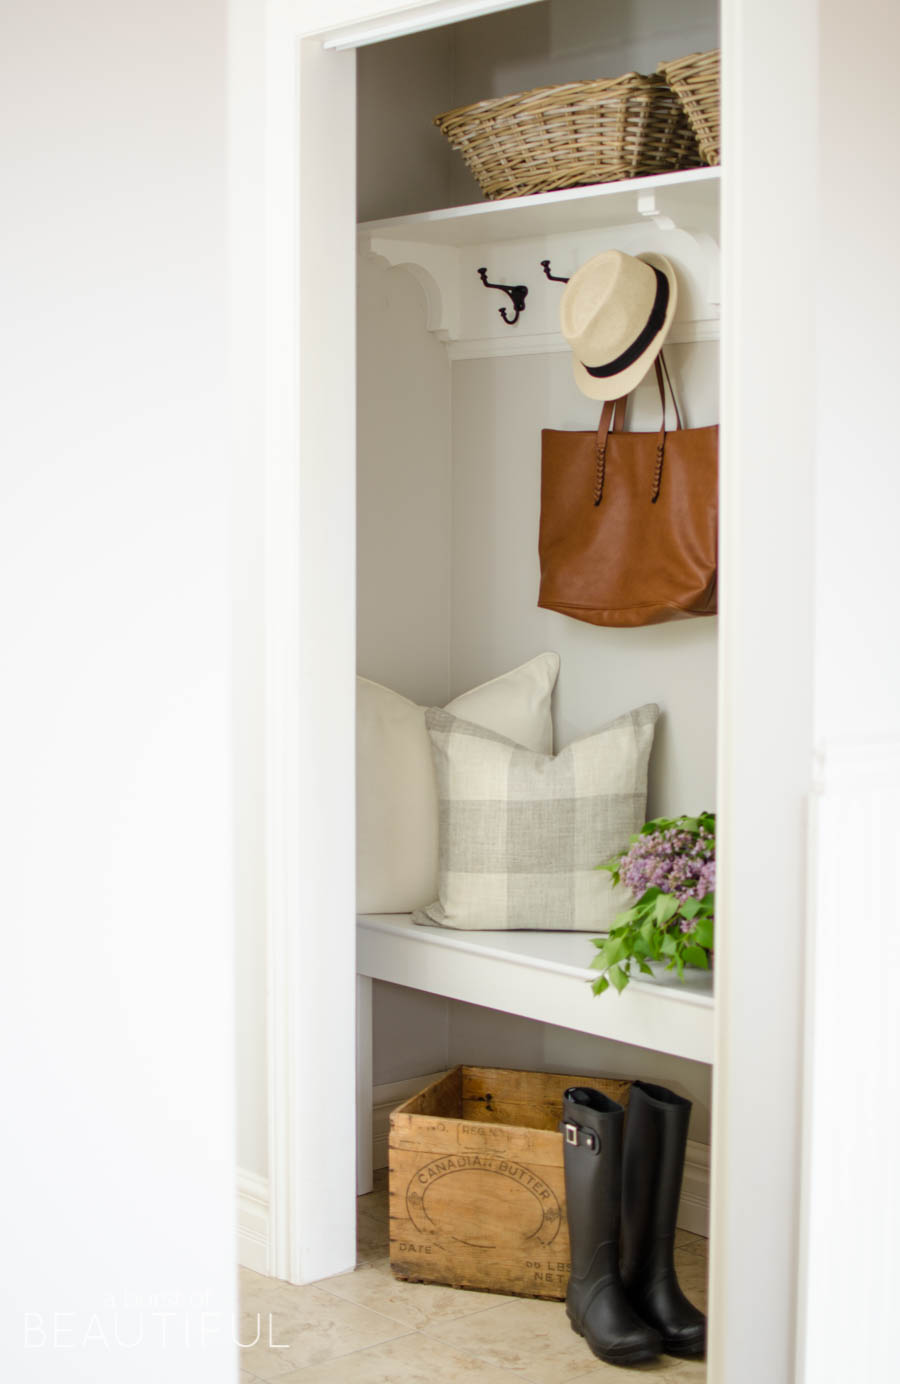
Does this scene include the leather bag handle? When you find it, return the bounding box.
[593,351,684,507]
[650,353,684,503]
[593,397,627,504]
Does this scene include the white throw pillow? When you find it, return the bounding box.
[357,653,560,913]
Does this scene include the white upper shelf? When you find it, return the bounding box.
[358,166,720,247]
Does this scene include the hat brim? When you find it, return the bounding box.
[570,252,678,401]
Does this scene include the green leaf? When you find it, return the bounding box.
[660,933,679,957]
[655,894,680,926]
[608,964,630,994]
[679,898,702,920]
[637,961,654,976]
[592,976,610,996]
[694,918,714,949]
[683,945,710,969]
[603,936,629,967]
[613,906,641,925]
[591,939,620,969]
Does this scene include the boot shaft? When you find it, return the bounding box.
[621,1080,691,1277]
[560,1086,624,1282]
[560,1085,664,1366]
[619,1080,706,1358]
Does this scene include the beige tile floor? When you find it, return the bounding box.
[238,1170,708,1383]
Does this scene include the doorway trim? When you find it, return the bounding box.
[252,6,820,1382]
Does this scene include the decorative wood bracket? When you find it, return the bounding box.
[360,197,721,354]
[636,191,721,308]
[359,235,461,341]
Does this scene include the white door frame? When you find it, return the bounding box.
[261,11,358,1286]
[254,2,820,1378]
[710,2,817,1381]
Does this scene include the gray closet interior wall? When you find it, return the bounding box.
[357,0,720,1140]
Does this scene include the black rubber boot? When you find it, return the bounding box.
[620,1081,707,1358]
[560,1087,662,1367]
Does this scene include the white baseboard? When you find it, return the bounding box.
[237,1169,270,1275]
[371,1076,710,1238]
[679,1139,710,1237]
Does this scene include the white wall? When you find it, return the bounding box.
[708,0,817,1378]
[372,982,451,1084]
[813,0,900,745]
[450,344,719,818]
[358,264,716,1134]
[445,345,717,1138]
[356,0,720,1137]
[374,982,711,1141]
[357,28,455,221]
[357,255,457,1098]
[451,0,719,109]
[358,0,720,216]
[446,1000,711,1142]
[797,3,900,1379]
[231,0,269,1185]
[357,258,453,703]
[230,0,552,1248]
[0,2,235,1380]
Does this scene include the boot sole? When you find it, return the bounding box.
[660,1338,706,1360]
[567,1312,660,1367]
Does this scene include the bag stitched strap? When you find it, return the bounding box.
[651,351,683,503]
[658,350,683,430]
[593,396,627,506]
[593,352,684,507]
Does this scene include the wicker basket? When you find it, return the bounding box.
[434,74,702,200]
[657,50,720,166]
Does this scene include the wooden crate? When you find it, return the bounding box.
[389,1065,632,1300]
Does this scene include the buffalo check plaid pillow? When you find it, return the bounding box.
[412,702,659,932]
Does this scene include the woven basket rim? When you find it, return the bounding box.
[657,48,720,76]
[434,72,665,129]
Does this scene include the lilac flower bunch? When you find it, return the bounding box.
[590,813,716,996]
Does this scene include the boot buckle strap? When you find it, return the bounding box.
[563,1121,600,1153]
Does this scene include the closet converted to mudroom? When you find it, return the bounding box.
[353,0,718,1360]
[253,0,819,1379]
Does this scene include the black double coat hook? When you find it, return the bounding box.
[477,267,528,325]
[540,259,570,284]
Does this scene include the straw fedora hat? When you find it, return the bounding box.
[560,249,678,400]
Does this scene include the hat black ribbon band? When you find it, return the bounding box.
[581,268,670,379]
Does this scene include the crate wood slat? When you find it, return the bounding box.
[389,1065,632,1299]
[460,1065,632,1132]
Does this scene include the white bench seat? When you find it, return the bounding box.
[356,913,714,1192]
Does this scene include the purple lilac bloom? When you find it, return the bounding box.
[618,826,715,907]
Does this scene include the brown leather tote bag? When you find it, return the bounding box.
[538,356,718,627]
